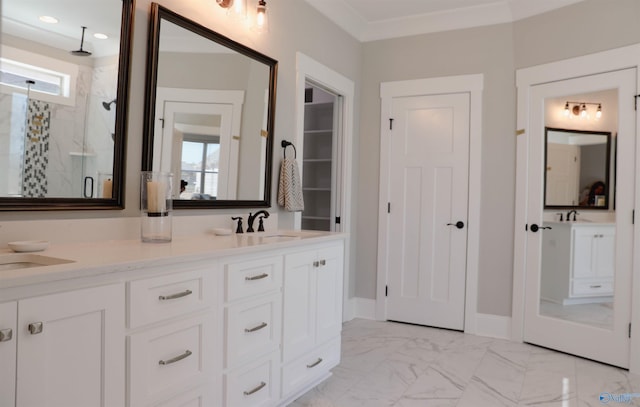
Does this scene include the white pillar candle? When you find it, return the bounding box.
[102,179,112,198]
[147,181,158,212]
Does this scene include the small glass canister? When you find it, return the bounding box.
[140,171,173,242]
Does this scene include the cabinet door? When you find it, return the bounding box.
[17,284,125,407]
[572,228,596,279]
[315,245,343,345]
[282,250,316,361]
[594,228,615,278]
[0,301,17,407]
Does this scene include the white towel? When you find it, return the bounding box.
[277,157,304,212]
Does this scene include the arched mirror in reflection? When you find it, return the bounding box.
[0,0,134,210]
[142,3,277,209]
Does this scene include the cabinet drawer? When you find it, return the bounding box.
[225,256,283,302]
[0,301,17,407]
[129,268,214,329]
[129,314,214,407]
[225,294,281,368]
[571,280,614,296]
[225,353,280,407]
[153,382,218,407]
[282,337,341,398]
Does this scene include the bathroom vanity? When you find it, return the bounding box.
[0,231,345,407]
[541,221,615,305]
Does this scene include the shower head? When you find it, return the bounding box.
[102,99,117,111]
[70,26,92,56]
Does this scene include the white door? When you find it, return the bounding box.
[385,93,470,330]
[523,68,636,368]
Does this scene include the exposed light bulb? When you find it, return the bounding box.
[229,0,246,19]
[580,104,587,118]
[252,0,269,32]
[596,104,602,119]
[564,102,570,117]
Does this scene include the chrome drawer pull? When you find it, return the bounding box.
[306,357,323,368]
[28,322,43,335]
[313,261,320,267]
[245,273,269,281]
[159,289,193,301]
[159,350,192,365]
[243,381,266,396]
[245,322,268,333]
[319,260,326,266]
[590,285,602,289]
[0,328,12,342]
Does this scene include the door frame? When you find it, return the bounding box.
[512,43,640,372]
[376,74,484,334]
[295,52,355,322]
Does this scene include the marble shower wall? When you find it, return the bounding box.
[0,60,117,198]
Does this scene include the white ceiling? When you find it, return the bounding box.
[303,0,585,42]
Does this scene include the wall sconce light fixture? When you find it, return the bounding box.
[563,101,602,119]
[217,0,268,31]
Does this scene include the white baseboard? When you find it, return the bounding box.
[344,297,376,321]
[475,313,512,340]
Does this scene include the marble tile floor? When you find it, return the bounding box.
[539,299,614,330]
[289,318,640,407]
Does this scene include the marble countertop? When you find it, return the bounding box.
[0,230,346,290]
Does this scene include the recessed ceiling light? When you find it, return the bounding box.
[39,15,59,24]
[93,33,109,40]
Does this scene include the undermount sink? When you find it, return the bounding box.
[0,253,75,272]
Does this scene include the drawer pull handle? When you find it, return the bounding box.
[306,357,323,368]
[590,285,602,289]
[0,328,12,342]
[313,261,320,267]
[159,289,193,301]
[159,350,192,365]
[245,273,269,281]
[28,322,43,335]
[245,322,268,333]
[320,259,326,266]
[243,381,266,396]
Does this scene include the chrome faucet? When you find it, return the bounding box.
[247,210,270,232]
[566,209,578,221]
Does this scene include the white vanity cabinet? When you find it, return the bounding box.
[222,254,283,407]
[541,222,615,304]
[0,283,125,407]
[127,265,219,407]
[281,242,344,400]
[0,301,17,407]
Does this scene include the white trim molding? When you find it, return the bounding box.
[475,314,512,340]
[295,53,355,323]
[376,74,484,335]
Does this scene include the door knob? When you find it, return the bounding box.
[447,221,465,229]
[529,224,552,233]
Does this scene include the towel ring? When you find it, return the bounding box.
[281,140,297,159]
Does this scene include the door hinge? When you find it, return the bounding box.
[159,117,165,129]
[385,285,388,297]
[335,216,341,224]
[629,323,632,338]
[389,118,394,130]
[633,210,635,225]
[387,202,391,213]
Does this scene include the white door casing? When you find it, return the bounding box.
[377,74,483,334]
[295,53,355,322]
[513,44,640,371]
[154,88,243,199]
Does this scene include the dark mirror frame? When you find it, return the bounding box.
[142,3,278,209]
[544,127,612,210]
[0,0,134,211]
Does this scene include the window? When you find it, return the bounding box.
[180,136,220,199]
[0,45,77,106]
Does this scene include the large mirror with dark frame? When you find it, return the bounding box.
[142,3,277,209]
[0,0,133,210]
[544,127,612,209]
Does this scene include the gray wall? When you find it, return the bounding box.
[355,0,640,316]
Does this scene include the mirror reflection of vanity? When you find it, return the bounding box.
[142,3,277,209]
[540,88,619,329]
[0,0,133,209]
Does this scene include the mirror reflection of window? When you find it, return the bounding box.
[180,138,220,200]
